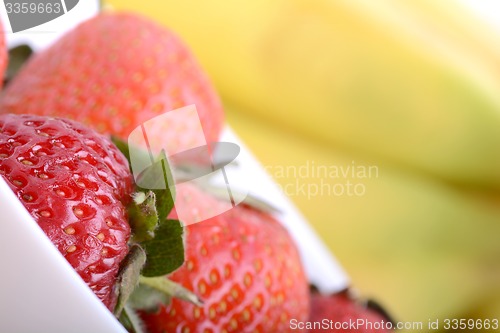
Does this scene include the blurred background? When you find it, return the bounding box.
[106,0,500,329]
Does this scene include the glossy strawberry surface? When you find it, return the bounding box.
[142,184,310,333]
[0,17,6,88]
[0,12,224,147]
[0,114,133,309]
[309,292,392,333]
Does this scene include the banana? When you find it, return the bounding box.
[106,0,500,190]
[226,108,500,324]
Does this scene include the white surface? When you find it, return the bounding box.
[0,177,127,333]
[220,127,350,293]
[1,0,100,52]
[0,3,127,332]
[458,0,500,32]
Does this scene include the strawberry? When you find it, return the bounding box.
[0,12,224,147]
[0,18,7,87]
[308,291,393,333]
[0,113,133,310]
[140,183,310,333]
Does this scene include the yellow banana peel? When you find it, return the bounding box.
[107,0,500,190]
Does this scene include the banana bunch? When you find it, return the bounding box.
[107,0,500,325]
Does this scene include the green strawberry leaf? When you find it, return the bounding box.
[139,276,203,306]
[133,151,184,276]
[200,182,281,214]
[111,136,131,164]
[119,305,146,333]
[112,137,185,276]
[114,244,147,317]
[127,283,171,313]
[5,45,33,85]
[113,136,176,220]
[126,276,202,314]
[140,219,184,277]
[135,150,176,223]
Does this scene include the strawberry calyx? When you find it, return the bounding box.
[118,277,203,333]
[114,244,147,317]
[119,305,147,333]
[138,218,184,277]
[138,276,203,307]
[111,137,293,332]
[111,138,196,333]
[128,191,160,243]
[5,45,32,85]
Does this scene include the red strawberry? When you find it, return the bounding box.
[0,18,7,87]
[0,113,133,310]
[0,12,224,147]
[308,291,393,333]
[141,184,310,333]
